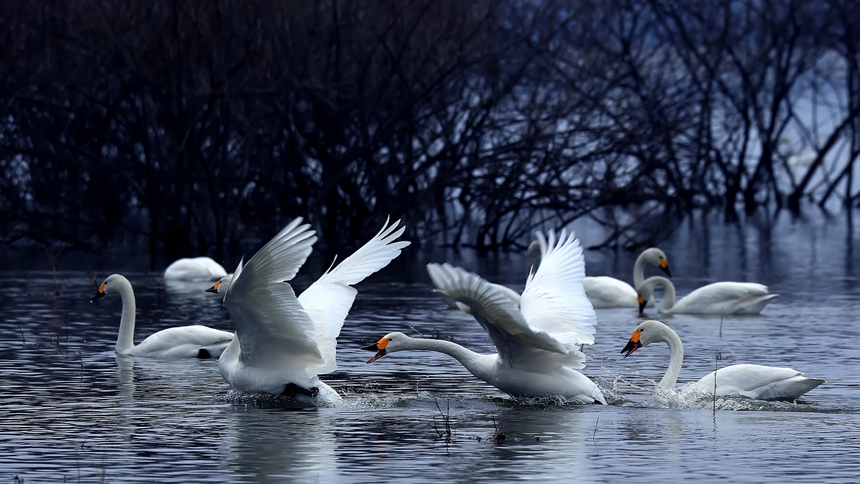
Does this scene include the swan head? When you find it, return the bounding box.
[362,332,409,363]
[90,274,130,302]
[205,275,233,295]
[621,319,667,357]
[643,248,671,277]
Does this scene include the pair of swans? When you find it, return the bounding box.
[207,217,409,405]
[621,320,824,400]
[582,248,671,308]
[91,274,234,358]
[636,276,778,315]
[163,257,227,282]
[365,229,607,404]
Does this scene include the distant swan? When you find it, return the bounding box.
[636,276,778,315]
[365,229,606,404]
[164,257,227,281]
[91,274,234,358]
[582,248,671,308]
[208,217,409,405]
[621,319,824,400]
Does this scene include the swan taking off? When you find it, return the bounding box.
[636,276,778,315]
[164,257,228,281]
[364,229,606,404]
[91,274,234,358]
[620,320,824,401]
[208,217,410,405]
[582,247,671,308]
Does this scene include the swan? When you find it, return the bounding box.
[620,319,824,400]
[364,229,606,404]
[581,248,671,308]
[207,217,409,405]
[636,276,778,315]
[90,274,234,358]
[164,257,227,281]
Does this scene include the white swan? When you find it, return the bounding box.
[365,229,606,404]
[207,217,409,405]
[164,257,227,281]
[636,276,778,315]
[581,247,671,308]
[91,274,234,358]
[620,320,824,400]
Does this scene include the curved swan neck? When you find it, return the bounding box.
[657,325,684,391]
[400,338,492,378]
[114,278,137,355]
[646,276,676,312]
[632,250,650,287]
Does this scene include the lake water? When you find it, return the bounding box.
[2,210,859,482]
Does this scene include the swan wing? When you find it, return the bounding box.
[520,229,598,353]
[691,364,824,400]
[426,263,569,363]
[224,219,323,372]
[298,218,410,374]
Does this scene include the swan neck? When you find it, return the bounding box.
[659,278,676,311]
[115,280,137,355]
[633,251,649,287]
[402,338,489,378]
[659,326,684,391]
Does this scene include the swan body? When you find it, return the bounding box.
[91,274,234,358]
[367,229,606,404]
[164,257,228,281]
[637,276,778,315]
[210,217,409,405]
[621,320,824,401]
[581,247,671,308]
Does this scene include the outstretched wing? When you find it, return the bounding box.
[299,217,410,374]
[427,263,570,367]
[224,218,322,371]
[519,229,598,367]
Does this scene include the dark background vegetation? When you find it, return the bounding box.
[1,0,859,268]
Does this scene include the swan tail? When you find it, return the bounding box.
[736,293,779,314]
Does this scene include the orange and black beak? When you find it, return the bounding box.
[637,294,647,314]
[204,280,221,294]
[362,338,390,363]
[90,282,106,303]
[621,330,642,357]
[660,257,671,277]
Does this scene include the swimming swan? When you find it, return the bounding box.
[636,276,778,315]
[581,247,671,308]
[164,257,228,281]
[364,229,606,404]
[91,274,234,358]
[620,319,824,400]
[208,217,409,405]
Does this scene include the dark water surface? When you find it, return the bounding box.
[2,211,859,482]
